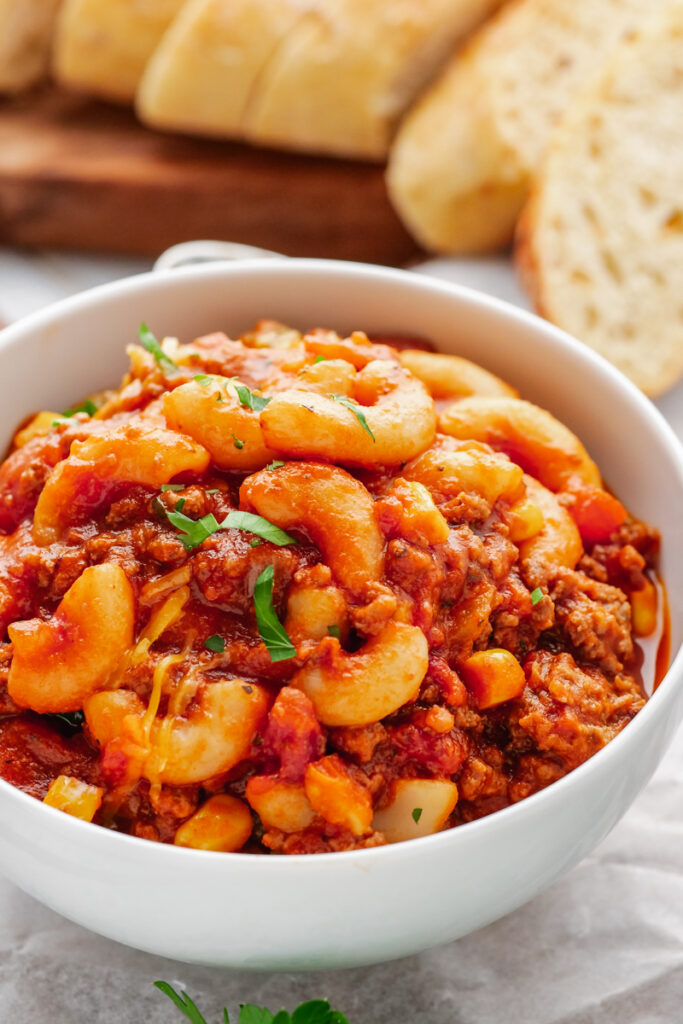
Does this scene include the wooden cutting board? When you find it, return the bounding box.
[0,88,422,266]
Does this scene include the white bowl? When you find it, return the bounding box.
[0,260,680,970]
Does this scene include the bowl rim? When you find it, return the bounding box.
[0,257,681,869]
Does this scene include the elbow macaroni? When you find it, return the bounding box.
[0,320,659,855]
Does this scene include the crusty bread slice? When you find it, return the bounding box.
[53,0,185,103]
[137,0,314,138]
[387,0,645,254]
[0,0,62,94]
[244,0,505,160]
[516,11,683,397]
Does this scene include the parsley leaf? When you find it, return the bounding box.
[223,511,297,547]
[162,483,185,493]
[235,384,271,413]
[329,395,375,441]
[232,434,245,449]
[292,1001,348,1024]
[63,399,97,417]
[139,323,178,373]
[155,982,349,1024]
[266,460,285,471]
[153,982,208,1024]
[313,355,326,364]
[253,565,296,662]
[412,807,423,824]
[530,587,544,606]
[165,509,222,550]
[327,625,341,640]
[240,1008,274,1024]
[194,373,217,386]
[205,634,226,653]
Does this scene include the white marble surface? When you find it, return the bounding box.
[0,247,681,1024]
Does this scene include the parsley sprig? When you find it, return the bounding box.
[159,499,297,552]
[253,565,296,662]
[138,322,179,374]
[530,587,544,606]
[165,509,223,551]
[223,511,297,546]
[155,982,349,1024]
[329,395,375,441]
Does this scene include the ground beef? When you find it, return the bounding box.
[513,650,644,771]
[550,568,633,675]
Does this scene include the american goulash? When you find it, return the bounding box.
[0,321,665,853]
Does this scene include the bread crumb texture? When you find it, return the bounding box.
[516,8,683,396]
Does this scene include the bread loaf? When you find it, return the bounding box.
[387,0,645,254]
[244,0,506,160]
[138,0,504,159]
[0,0,62,94]
[53,0,185,103]
[137,0,313,138]
[516,10,683,397]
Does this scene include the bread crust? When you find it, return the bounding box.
[53,0,185,103]
[0,0,62,94]
[387,0,645,254]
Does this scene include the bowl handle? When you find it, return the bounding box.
[153,240,288,273]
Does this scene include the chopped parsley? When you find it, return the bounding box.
[159,499,296,552]
[165,509,222,550]
[138,322,178,373]
[154,981,349,1024]
[194,373,216,386]
[327,624,341,640]
[411,807,423,824]
[204,634,226,654]
[530,587,544,606]
[63,399,97,418]
[234,384,271,413]
[253,565,296,662]
[313,355,327,364]
[330,394,375,441]
[232,434,245,449]
[223,511,297,547]
[161,483,185,493]
[266,460,285,471]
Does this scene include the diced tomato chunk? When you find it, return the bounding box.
[260,687,325,782]
[568,486,627,545]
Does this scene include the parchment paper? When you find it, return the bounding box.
[0,250,681,1024]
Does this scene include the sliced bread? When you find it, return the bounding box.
[53,0,185,103]
[387,0,645,254]
[516,10,683,396]
[244,0,505,160]
[136,0,317,139]
[0,0,62,94]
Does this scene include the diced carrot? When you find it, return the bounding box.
[461,649,526,710]
[568,486,627,545]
